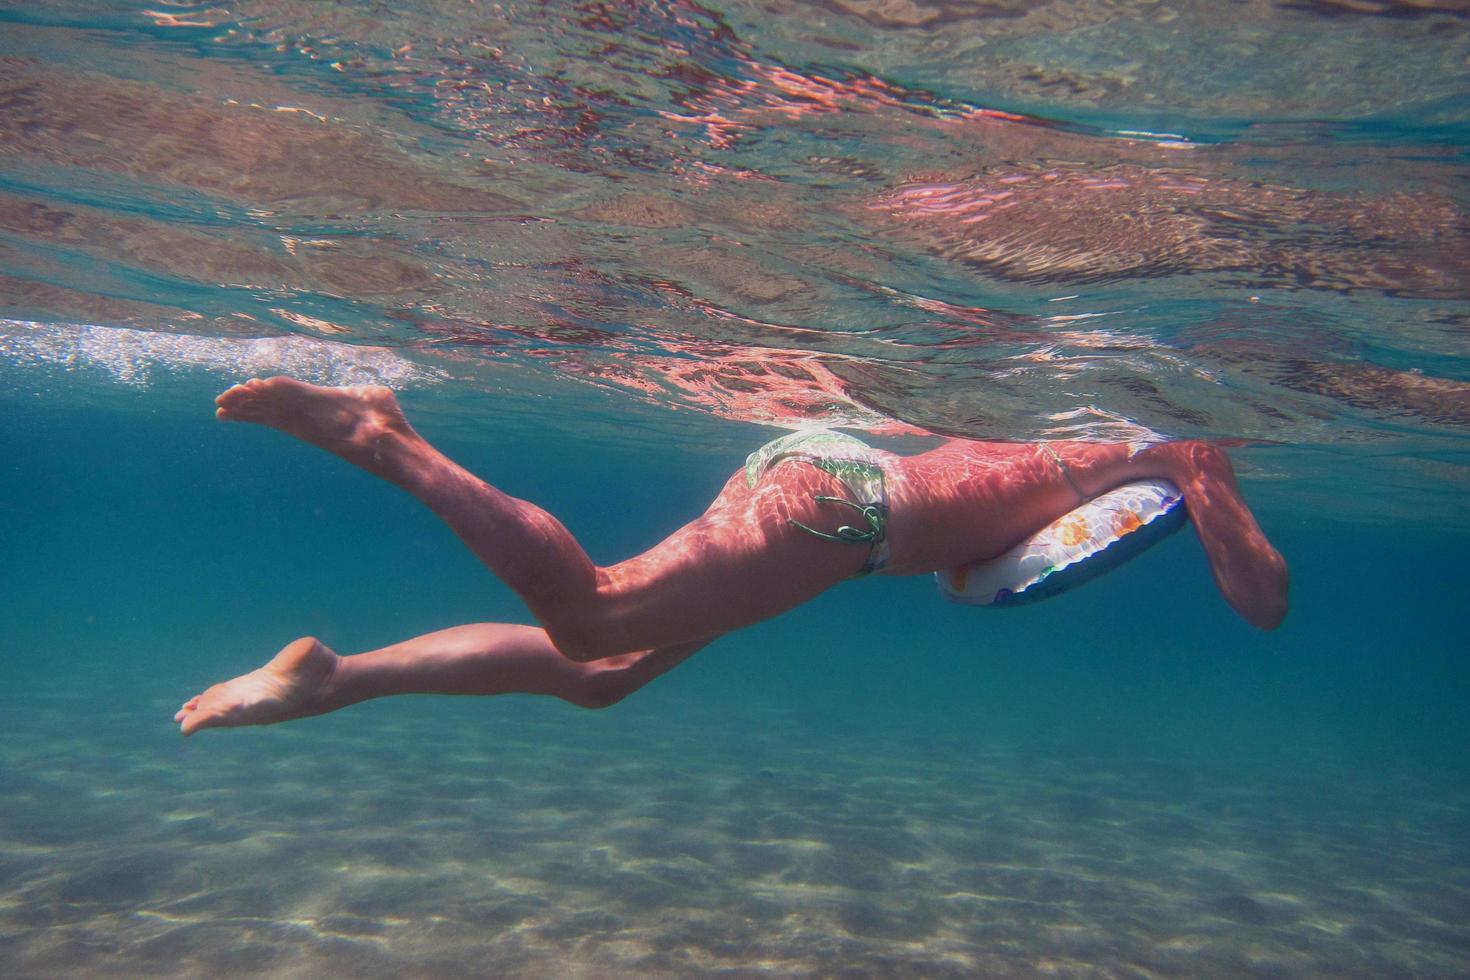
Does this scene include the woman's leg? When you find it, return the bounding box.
[214,377,864,660]
[175,626,711,735]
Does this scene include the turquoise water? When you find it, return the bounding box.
[3,1,1470,976]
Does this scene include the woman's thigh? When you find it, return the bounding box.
[552,463,871,658]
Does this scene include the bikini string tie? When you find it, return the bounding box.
[788,495,888,545]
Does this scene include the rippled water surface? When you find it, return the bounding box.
[4,1,1469,498]
[2,1,1469,977]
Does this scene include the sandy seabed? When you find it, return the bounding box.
[1,687,1467,980]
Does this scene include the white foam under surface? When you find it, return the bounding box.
[0,319,443,389]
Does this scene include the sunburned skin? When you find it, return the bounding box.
[176,377,1288,735]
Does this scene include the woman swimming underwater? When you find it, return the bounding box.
[176,377,1287,734]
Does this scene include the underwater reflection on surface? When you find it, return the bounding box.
[1,0,1467,497]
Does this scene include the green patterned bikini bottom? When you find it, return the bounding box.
[744,429,890,575]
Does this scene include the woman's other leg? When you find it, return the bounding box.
[175,626,711,734]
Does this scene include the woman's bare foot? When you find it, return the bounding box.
[175,637,342,736]
[214,376,414,471]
